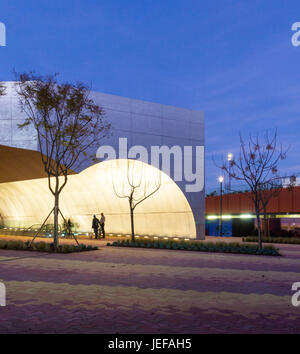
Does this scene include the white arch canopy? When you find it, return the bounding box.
[0,159,197,238]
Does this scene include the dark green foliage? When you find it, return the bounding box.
[107,238,280,256]
[0,240,98,253]
[243,236,300,245]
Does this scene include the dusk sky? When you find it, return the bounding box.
[1,0,300,191]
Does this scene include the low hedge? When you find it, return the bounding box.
[243,236,300,245]
[107,238,280,256]
[0,240,98,253]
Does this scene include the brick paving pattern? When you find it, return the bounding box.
[0,236,299,333]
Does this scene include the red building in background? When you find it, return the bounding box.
[205,186,300,237]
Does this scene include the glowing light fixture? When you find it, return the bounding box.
[222,215,231,219]
[207,215,218,220]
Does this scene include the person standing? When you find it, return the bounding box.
[100,213,106,239]
[92,215,100,239]
[67,218,72,238]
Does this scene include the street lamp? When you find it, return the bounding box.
[227,153,233,192]
[218,176,224,237]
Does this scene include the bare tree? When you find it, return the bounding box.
[220,130,288,249]
[259,175,296,237]
[112,159,161,241]
[15,72,111,251]
[259,181,280,237]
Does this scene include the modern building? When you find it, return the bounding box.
[0,82,205,239]
[206,188,300,237]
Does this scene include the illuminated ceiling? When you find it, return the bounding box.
[0,159,196,238]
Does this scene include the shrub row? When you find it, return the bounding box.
[0,240,98,253]
[243,236,300,245]
[107,239,280,256]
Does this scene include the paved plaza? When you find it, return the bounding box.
[0,236,299,333]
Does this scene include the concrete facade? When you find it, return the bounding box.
[0,82,38,150]
[0,82,205,239]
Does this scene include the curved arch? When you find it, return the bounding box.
[0,159,196,238]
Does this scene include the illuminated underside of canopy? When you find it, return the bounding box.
[0,159,197,238]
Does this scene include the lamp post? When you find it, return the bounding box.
[218,176,224,237]
[227,153,233,193]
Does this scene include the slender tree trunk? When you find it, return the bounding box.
[264,214,268,238]
[53,192,59,252]
[256,208,262,250]
[263,206,268,238]
[130,207,135,242]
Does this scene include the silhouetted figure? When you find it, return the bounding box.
[67,218,72,237]
[92,215,100,239]
[100,213,106,238]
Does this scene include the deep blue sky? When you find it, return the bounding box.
[1,0,300,191]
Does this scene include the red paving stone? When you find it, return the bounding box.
[0,235,300,333]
